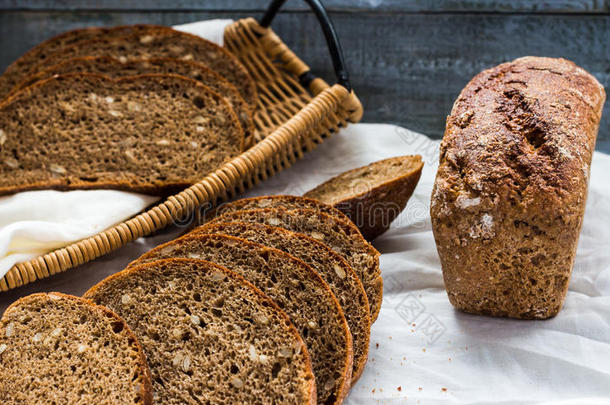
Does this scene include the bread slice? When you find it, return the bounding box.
[18,26,257,108]
[206,207,383,321]
[84,259,316,404]
[9,56,255,148]
[305,155,424,240]
[0,73,243,195]
[0,24,160,99]
[128,234,352,405]
[0,292,152,405]
[207,195,355,226]
[193,221,371,384]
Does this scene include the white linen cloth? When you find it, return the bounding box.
[1,18,609,405]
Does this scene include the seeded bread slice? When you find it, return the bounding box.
[0,292,152,405]
[0,24,160,99]
[9,56,255,148]
[305,155,424,240]
[129,234,352,405]
[0,73,243,195]
[193,221,371,384]
[206,207,383,321]
[19,26,257,108]
[207,195,355,226]
[84,259,316,404]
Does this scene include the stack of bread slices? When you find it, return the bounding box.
[0,24,257,196]
[0,195,380,404]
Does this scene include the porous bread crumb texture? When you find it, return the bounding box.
[304,155,424,240]
[9,56,254,147]
[0,24,161,99]
[206,195,355,227]
[84,259,316,405]
[0,73,243,195]
[13,26,257,107]
[193,221,371,384]
[431,56,606,319]
[128,234,352,405]
[0,292,152,405]
[206,206,383,322]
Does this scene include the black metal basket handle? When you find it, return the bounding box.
[260,0,351,92]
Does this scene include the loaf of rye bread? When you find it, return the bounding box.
[129,234,352,405]
[9,56,255,147]
[84,259,316,404]
[0,73,243,195]
[193,221,371,384]
[206,207,383,321]
[431,56,606,319]
[0,24,158,99]
[0,292,152,404]
[12,26,257,108]
[305,155,424,240]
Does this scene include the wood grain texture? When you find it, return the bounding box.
[0,7,608,152]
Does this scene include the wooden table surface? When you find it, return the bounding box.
[0,0,609,152]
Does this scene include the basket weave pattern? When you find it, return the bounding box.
[0,18,363,292]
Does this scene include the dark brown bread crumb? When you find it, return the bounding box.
[193,221,371,384]
[16,26,257,108]
[128,234,353,405]
[0,24,159,99]
[0,292,152,405]
[84,259,316,404]
[305,155,424,240]
[205,207,383,321]
[0,73,243,195]
[9,56,255,147]
[431,56,606,319]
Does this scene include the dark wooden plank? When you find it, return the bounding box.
[0,0,607,13]
[0,11,609,153]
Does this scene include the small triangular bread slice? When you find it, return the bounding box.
[19,26,257,108]
[84,259,316,404]
[193,220,371,385]
[9,56,255,148]
[305,155,424,240]
[128,234,353,405]
[206,207,383,321]
[0,292,152,405]
[0,73,243,195]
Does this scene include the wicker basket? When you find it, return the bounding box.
[0,0,363,292]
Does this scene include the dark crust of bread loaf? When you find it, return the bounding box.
[0,24,163,99]
[304,155,424,240]
[431,56,606,319]
[84,259,317,405]
[193,220,372,385]
[206,206,383,322]
[128,234,352,405]
[15,25,258,108]
[0,292,153,405]
[0,72,244,196]
[7,56,255,148]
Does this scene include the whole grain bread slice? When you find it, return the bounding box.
[18,26,257,108]
[205,207,383,321]
[0,73,243,195]
[206,195,355,226]
[305,155,424,240]
[0,292,152,405]
[84,259,316,404]
[9,56,255,148]
[0,24,160,99]
[193,221,371,384]
[128,234,352,405]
